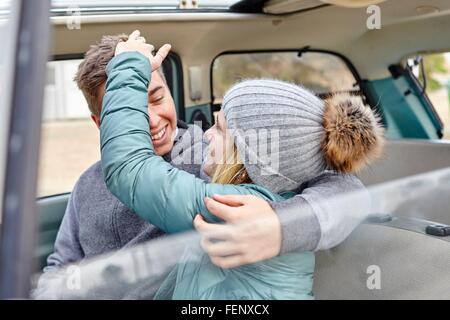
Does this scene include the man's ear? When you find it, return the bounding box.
[91,114,101,129]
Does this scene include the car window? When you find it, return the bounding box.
[407,53,450,140]
[38,59,98,197]
[212,51,361,104]
[37,56,181,197]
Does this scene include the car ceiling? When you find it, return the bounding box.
[50,0,450,107]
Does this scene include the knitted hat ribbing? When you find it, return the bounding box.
[222,79,327,193]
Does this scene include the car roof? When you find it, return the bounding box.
[50,0,450,106]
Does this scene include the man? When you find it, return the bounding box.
[35,32,367,298]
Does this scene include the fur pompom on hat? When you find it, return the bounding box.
[222,79,384,193]
[321,93,385,173]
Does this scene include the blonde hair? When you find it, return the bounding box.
[211,140,251,185]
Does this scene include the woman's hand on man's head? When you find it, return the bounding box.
[115,30,171,73]
[194,194,282,269]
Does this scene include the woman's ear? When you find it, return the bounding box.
[91,114,101,129]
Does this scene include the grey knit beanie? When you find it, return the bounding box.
[222,79,385,194]
[222,79,327,193]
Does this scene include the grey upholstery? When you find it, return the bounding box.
[358,139,450,186]
[314,223,450,299]
[315,139,450,299]
[36,194,69,270]
[358,139,450,223]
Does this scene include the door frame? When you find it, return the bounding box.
[0,0,51,299]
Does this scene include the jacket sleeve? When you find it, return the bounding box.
[271,172,370,253]
[100,52,268,234]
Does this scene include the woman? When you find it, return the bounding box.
[100,31,384,299]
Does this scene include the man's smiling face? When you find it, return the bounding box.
[95,69,177,156]
[146,70,177,156]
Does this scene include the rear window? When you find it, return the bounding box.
[212,51,360,104]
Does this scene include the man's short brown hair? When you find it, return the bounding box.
[74,33,166,117]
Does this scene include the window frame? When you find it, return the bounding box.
[51,51,185,121]
[398,55,446,138]
[209,48,376,120]
[36,51,185,199]
[405,63,444,138]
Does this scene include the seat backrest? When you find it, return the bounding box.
[358,139,450,186]
[358,139,450,224]
[35,194,69,270]
[313,223,450,299]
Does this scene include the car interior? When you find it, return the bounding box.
[27,0,450,299]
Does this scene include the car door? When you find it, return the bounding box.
[0,0,51,299]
